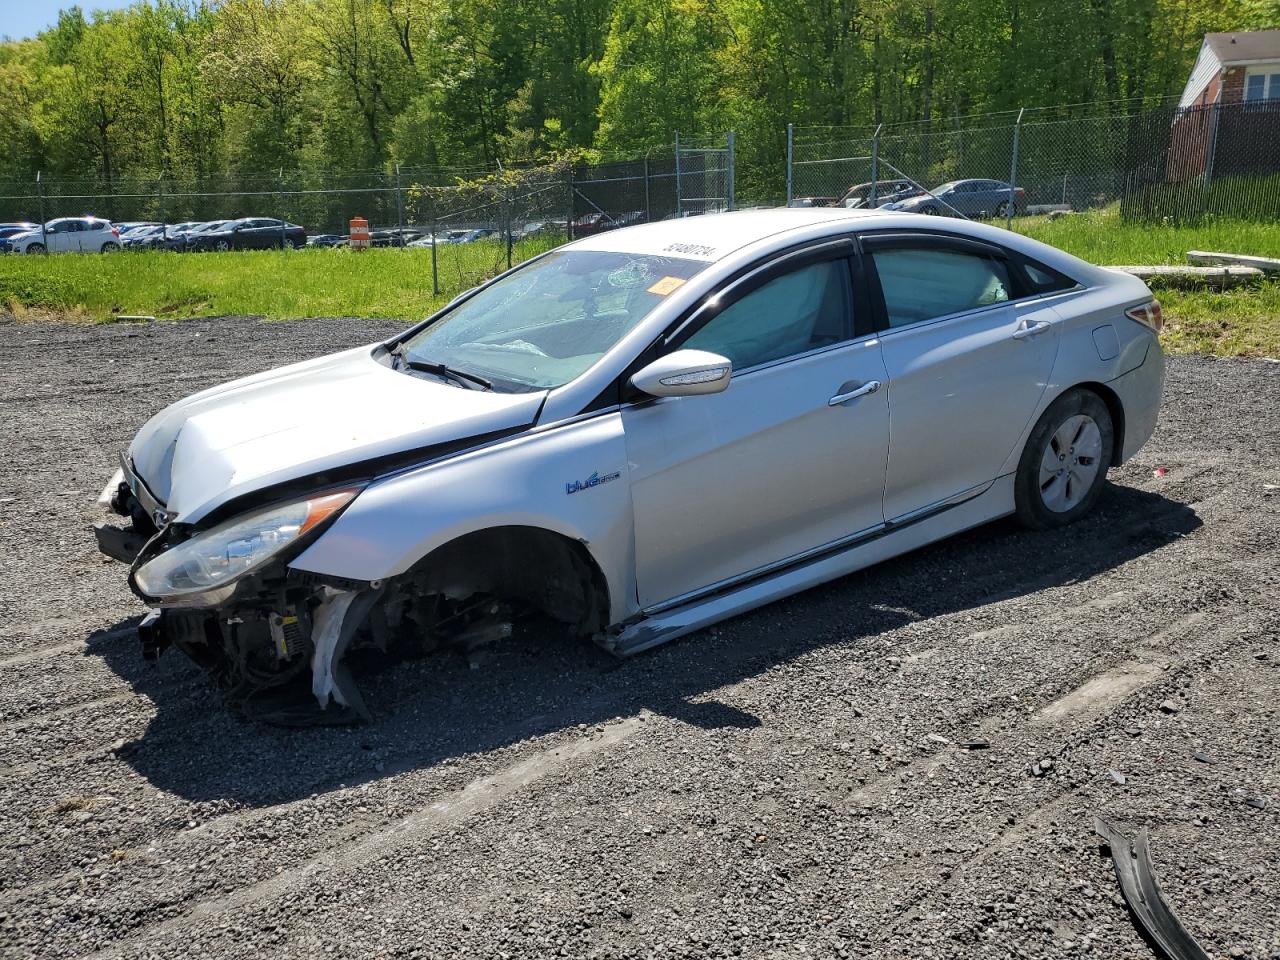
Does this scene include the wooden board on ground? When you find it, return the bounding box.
[1109,264,1263,290]
[1186,250,1280,274]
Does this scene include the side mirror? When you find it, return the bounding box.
[630,349,732,399]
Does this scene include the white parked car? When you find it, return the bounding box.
[9,217,122,253]
[95,208,1164,720]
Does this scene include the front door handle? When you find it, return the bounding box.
[1012,319,1053,340]
[829,380,881,406]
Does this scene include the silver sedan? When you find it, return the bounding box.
[96,208,1165,718]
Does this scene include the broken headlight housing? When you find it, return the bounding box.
[133,489,359,600]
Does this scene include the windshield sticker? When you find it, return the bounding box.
[607,260,655,289]
[646,276,687,296]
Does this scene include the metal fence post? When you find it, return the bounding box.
[643,155,651,222]
[505,183,513,270]
[870,124,882,206]
[726,130,736,211]
[785,123,794,205]
[1006,108,1024,231]
[1204,100,1221,187]
[674,132,682,217]
[278,168,287,248]
[429,199,439,295]
[37,172,47,250]
[394,163,406,248]
[565,167,575,240]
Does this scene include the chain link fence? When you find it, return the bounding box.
[787,98,1280,227]
[0,133,737,297]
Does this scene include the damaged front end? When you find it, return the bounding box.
[97,467,606,725]
[99,471,383,721]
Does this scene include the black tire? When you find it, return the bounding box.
[1014,388,1114,530]
[921,205,939,215]
[100,242,119,253]
[214,239,232,253]
[26,243,45,254]
[996,201,1019,218]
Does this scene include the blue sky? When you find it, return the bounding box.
[1,0,141,40]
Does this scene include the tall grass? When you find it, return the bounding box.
[1015,206,1280,264]
[0,236,559,324]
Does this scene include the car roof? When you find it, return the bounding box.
[563,206,1117,291]
[568,207,887,262]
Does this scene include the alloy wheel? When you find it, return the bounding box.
[1038,414,1103,512]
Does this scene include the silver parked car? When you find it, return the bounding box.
[95,208,1164,720]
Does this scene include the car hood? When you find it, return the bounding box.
[127,344,546,523]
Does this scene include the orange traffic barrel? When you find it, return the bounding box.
[350,217,370,250]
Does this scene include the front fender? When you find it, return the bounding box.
[289,412,637,624]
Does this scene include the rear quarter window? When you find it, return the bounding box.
[1021,260,1078,294]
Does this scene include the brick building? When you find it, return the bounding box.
[1168,30,1280,181]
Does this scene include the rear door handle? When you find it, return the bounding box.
[1012,319,1053,340]
[828,380,881,406]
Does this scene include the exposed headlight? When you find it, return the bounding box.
[133,488,358,599]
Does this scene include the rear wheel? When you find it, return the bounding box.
[1014,388,1113,529]
[100,242,119,253]
[921,205,939,215]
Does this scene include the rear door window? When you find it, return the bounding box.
[869,245,1013,328]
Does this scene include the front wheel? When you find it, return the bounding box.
[1014,388,1114,529]
[214,239,232,253]
[25,243,45,254]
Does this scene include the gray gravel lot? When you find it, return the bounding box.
[1,315,1278,960]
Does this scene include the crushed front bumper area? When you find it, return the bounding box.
[134,584,383,724]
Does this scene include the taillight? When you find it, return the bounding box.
[1125,300,1163,333]
[112,227,120,237]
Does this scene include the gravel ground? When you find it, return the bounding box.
[1,315,1278,960]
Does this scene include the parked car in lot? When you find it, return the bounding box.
[0,221,37,239]
[121,224,169,249]
[7,217,122,253]
[307,234,348,248]
[115,221,161,236]
[839,180,920,208]
[166,220,231,251]
[886,179,1026,218]
[0,222,38,253]
[186,217,306,251]
[143,221,200,251]
[94,207,1165,721]
[570,211,644,238]
[437,227,496,244]
[786,196,839,208]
